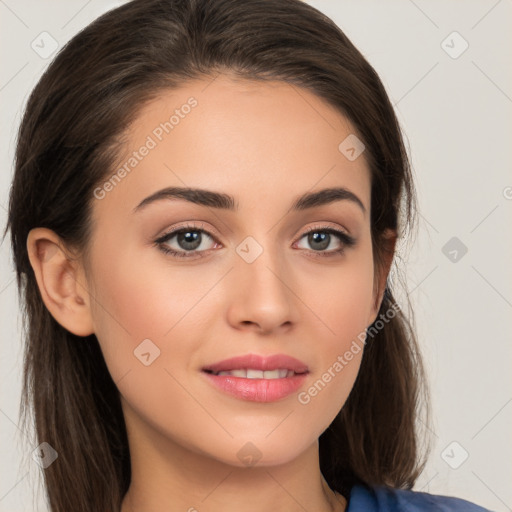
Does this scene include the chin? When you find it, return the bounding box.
[203,433,316,469]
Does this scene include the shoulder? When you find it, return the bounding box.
[347,483,494,512]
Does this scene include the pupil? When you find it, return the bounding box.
[179,231,201,250]
[310,232,329,250]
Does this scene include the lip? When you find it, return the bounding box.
[201,353,309,403]
[202,353,309,373]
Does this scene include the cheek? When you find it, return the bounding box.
[86,242,194,377]
[303,248,376,344]
[294,250,374,422]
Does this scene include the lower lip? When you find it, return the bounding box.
[202,372,308,402]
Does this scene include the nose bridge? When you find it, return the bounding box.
[229,232,296,330]
[235,233,288,293]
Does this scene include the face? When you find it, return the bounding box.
[80,74,384,467]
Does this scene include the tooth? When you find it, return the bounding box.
[246,369,264,379]
[215,368,295,378]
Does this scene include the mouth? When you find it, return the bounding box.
[202,352,309,374]
[203,368,301,379]
[201,353,309,402]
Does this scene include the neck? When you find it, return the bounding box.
[120,409,346,512]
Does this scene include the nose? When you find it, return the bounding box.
[226,244,299,335]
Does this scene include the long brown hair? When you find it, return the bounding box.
[3,0,431,510]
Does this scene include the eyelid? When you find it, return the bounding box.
[154,221,218,242]
[154,221,352,245]
[299,222,352,238]
[154,220,357,261]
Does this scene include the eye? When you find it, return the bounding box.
[294,225,356,258]
[154,223,356,260]
[154,223,219,259]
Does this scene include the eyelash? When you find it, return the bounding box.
[154,222,356,260]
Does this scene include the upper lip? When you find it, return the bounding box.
[202,353,309,374]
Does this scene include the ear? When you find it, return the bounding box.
[26,227,95,337]
[368,228,397,326]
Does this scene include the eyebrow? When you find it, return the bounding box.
[132,186,366,214]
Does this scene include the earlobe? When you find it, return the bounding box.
[26,227,95,337]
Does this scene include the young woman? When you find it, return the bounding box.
[4,0,494,511]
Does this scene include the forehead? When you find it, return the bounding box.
[92,74,371,222]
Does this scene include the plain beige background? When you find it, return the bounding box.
[1,1,511,511]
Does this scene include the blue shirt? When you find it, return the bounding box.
[347,484,494,511]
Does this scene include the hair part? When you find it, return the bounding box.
[4,0,431,510]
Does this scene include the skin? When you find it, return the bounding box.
[27,74,395,512]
